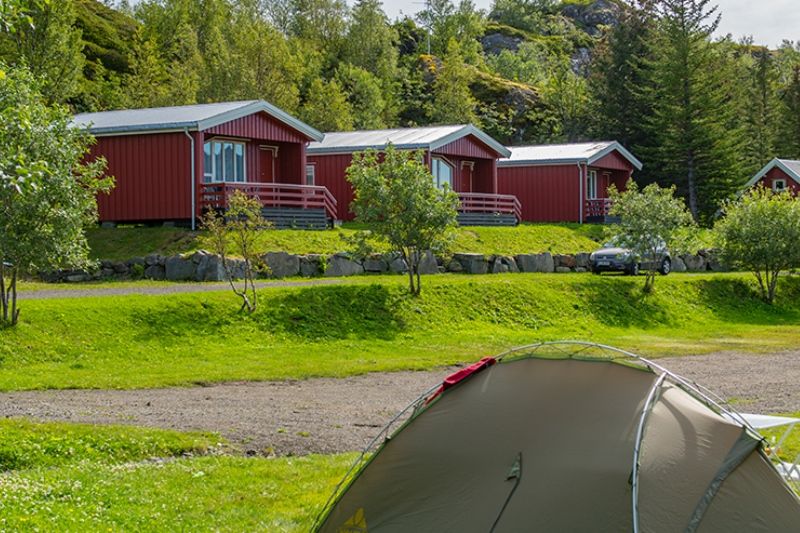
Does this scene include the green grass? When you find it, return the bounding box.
[86,227,197,261]
[2,273,799,391]
[761,412,800,463]
[0,419,349,532]
[86,223,604,260]
[0,419,222,471]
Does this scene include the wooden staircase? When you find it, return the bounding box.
[261,207,330,230]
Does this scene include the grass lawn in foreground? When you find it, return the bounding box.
[0,419,348,532]
[2,273,799,391]
[86,223,605,260]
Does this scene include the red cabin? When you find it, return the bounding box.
[306,125,521,226]
[74,100,335,229]
[745,158,800,194]
[497,142,642,223]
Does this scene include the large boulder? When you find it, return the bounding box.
[417,251,439,275]
[363,255,389,274]
[300,255,325,277]
[575,253,591,269]
[165,255,196,281]
[144,264,166,280]
[325,254,364,277]
[682,254,707,272]
[195,253,225,282]
[387,254,408,274]
[262,251,300,278]
[515,253,555,273]
[671,256,687,273]
[452,253,489,275]
[554,254,577,269]
[491,255,519,274]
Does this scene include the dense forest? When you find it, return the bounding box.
[2,0,800,222]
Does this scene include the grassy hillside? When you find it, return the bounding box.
[0,419,347,531]
[5,273,800,390]
[86,223,604,261]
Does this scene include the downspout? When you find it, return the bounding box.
[184,128,196,231]
[577,162,584,224]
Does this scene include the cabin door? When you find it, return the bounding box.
[461,161,474,193]
[259,146,277,183]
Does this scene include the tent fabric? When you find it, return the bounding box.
[316,353,800,533]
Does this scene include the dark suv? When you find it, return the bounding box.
[589,240,671,276]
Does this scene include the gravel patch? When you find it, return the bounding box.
[0,351,797,456]
[17,279,342,300]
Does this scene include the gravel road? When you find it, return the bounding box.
[17,279,342,300]
[0,350,797,456]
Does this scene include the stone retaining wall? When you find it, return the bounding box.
[44,249,727,283]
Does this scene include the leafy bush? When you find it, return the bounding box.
[715,187,800,303]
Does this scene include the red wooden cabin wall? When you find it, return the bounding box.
[91,132,194,222]
[758,167,800,194]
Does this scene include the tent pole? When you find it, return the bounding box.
[631,372,667,533]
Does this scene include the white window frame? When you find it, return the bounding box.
[305,164,316,186]
[773,179,787,192]
[203,139,247,183]
[587,169,598,199]
[431,156,454,190]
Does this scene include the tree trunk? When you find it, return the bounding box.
[403,250,415,295]
[687,150,699,221]
[10,269,18,325]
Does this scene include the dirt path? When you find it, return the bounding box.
[0,351,797,456]
[18,279,342,300]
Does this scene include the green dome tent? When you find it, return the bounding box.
[314,342,800,532]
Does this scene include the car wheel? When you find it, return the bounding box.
[659,258,671,275]
[628,262,640,276]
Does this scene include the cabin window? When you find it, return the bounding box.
[203,140,246,183]
[431,157,453,189]
[773,179,787,192]
[305,164,316,186]
[587,170,598,199]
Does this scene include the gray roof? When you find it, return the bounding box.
[307,124,511,158]
[745,158,800,188]
[72,100,323,141]
[499,141,642,170]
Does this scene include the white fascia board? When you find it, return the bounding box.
[744,158,800,189]
[586,142,643,171]
[428,124,512,158]
[198,101,324,142]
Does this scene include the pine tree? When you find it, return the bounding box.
[640,0,745,223]
[590,1,656,149]
[300,78,354,131]
[430,39,479,125]
[738,42,779,175]
[776,63,800,159]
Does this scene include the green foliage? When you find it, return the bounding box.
[0,0,85,104]
[335,64,387,129]
[417,0,486,63]
[301,77,354,131]
[4,273,800,390]
[202,191,269,313]
[431,38,480,125]
[0,419,220,471]
[86,223,604,260]
[608,181,696,292]
[638,0,744,223]
[0,67,112,325]
[0,451,352,531]
[347,145,459,295]
[715,187,800,304]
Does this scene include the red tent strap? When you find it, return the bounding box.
[425,356,497,405]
